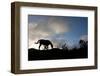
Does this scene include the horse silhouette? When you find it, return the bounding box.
[35,39,53,50]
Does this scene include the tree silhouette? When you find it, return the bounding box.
[79,40,87,49]
[61,43,68,50]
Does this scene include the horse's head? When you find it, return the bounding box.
[35,42,38,44]
[34,40,40,44]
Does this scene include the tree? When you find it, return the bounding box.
[79,40,87,49]
[61,43,68,50]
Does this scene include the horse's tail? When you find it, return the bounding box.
[35,40,40,44]
[50,42,53,49]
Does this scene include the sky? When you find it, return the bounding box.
[28,15,88,49]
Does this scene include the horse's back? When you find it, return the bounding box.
[39,39,51,45]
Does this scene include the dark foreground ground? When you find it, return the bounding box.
[28,48,88,61]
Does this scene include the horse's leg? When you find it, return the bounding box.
[39,44,41,50]
[50,43,53,49]
[44,45,46,50]
[44,45,48,50]
[46,45,48,50]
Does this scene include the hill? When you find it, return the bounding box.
[28,47,88,61]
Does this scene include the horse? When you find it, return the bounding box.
[35,39,53,50]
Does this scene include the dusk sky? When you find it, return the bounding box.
[28,15,88,49]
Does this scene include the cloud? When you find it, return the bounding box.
[28,17,69,48]
[48,17,69,34]
[28,17,69,46]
